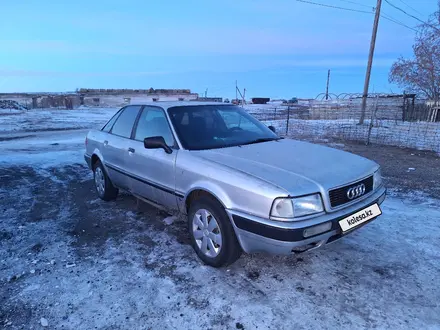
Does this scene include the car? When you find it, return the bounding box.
[84,102,386,267]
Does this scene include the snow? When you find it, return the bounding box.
[0,107,118,133]
[0,130,88,167]
[1,174,439,328]
[163,215,178,225]
[0,109,24,115]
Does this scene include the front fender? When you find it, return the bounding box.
[182,180,233,213]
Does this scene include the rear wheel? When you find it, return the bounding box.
[188,196,242,267]
[93,160,118,201]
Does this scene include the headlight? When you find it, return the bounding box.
[373,168,382,189]
[271,194,324,220]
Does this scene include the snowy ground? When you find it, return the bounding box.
[1,109,440,329]
[0,107,117,133]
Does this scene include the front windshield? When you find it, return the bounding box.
[168,105,279,150]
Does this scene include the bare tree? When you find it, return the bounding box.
[389,3,440,101]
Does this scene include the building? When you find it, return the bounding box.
[78,88,199,107]
[0,88,199,109]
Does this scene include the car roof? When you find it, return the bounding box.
[129,101,232,110]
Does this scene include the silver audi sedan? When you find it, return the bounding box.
[84,102,386,267]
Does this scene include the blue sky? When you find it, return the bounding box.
[0,0,437,98]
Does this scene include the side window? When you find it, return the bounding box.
[102,109,122,132]
[135,107,174,146]
[111,106,142,138]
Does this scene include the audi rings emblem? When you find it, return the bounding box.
[346,183,366,200]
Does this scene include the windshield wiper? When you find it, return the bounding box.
[241,137,281,146]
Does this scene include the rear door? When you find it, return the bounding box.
[125,106,179,210]
[103,105,142,189]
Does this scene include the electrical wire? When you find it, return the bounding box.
[384,0,440,31]
[381,12,418,32]
[294,0,373,14]
[337,0,375,10]
[295,0,421,32]
[397,0,424,16]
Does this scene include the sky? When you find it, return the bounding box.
[0,0,437,99]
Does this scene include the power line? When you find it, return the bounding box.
[337,0,375,10]
[294,0,374,14]
[381,12,418,31]
[397,0,424,16]
[384,0,440,31]
[295,0,420,32]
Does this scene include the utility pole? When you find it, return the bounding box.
[359,0,382,125]
[325,69,331,100]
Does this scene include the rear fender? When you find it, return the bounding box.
[90,149,110,176]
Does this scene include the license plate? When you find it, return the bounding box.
[339,204,382,232]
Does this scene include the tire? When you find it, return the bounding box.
[93,160,118,201]
[188,196,242,267]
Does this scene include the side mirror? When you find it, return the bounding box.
[144,136,173,154]
[268,125,276,133]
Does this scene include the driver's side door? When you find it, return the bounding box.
[125,106,179,211]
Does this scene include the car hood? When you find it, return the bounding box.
[190,139,378,196]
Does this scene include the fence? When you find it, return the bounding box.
[245,97,440,153]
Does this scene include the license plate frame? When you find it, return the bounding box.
[339,204,382,232]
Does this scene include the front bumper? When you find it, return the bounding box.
[227,186,386,255]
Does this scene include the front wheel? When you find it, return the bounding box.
[188,196,242,267]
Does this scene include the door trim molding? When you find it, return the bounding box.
[104,162,185,198]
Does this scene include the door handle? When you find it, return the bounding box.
[103,140,108,146]
[128,147,135,154]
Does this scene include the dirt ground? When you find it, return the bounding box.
[1,129,440,329]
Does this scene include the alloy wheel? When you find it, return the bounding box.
[192,208,222,258]
[94,167,105,196]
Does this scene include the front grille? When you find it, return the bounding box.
[329,176,374,208]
